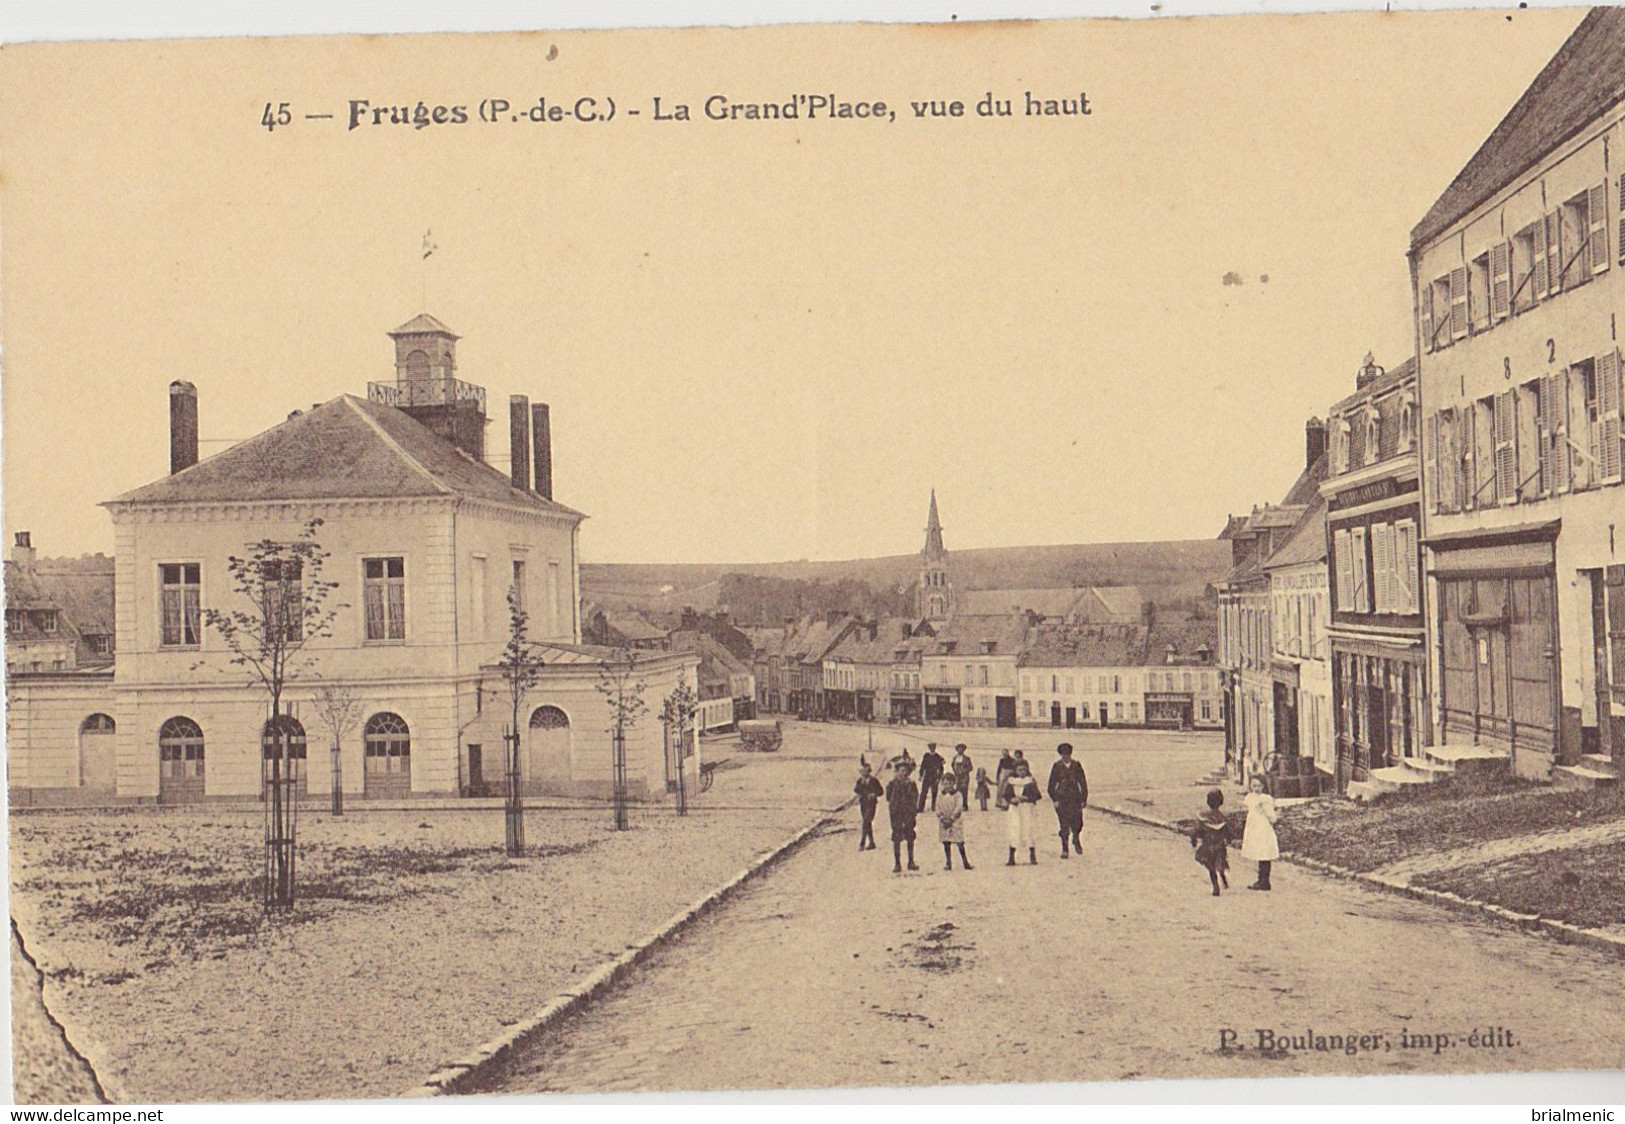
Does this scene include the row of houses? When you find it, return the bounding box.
[748,494,1221,731]
[751,609,1221,732]
[1218,8,1625,797]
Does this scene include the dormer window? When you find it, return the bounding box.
[1398,395,1416,453]
[1334,418,1352,475]
[1364,408,1381,466]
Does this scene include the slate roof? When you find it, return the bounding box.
[1019,623,1148,668]
[1262,493,1328,570]
[107,395,583,518]
[603,613,668,643]
[1411,7,1625,250]
[928,614,1033,658]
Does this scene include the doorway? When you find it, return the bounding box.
[1064,706,1076,728]
[467,744,484,796]
[995,696,1016,728]
[1589,570,1614,759]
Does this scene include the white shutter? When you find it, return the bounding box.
[1537,377,1553,496]
[1494,389,1518,504]
[1618,174,1625,267]
[1546,211,1564,296]
[1420,284,1435,353]
[1372,522,1393,614]
[1533,216,1550,300]
[1551,371,1573,494]
[1334,529,1353,613]
[1423,412,1440,514]
[1395,520,1418,614]
[1490,241,1511,322]
[1599,349,1622,483]
[1590,183,1610,275]
[1351,526,1370,614]
[1450,266,1469,340]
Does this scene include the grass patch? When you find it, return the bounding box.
[1412,841,1625,931]
[1275,775,1625,873]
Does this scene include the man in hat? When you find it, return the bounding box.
[886,759,921,873]
[917,742,946,812]
[950,743,973,807]
[1047,742,1089,858]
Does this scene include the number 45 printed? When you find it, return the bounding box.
[262,102,292,131]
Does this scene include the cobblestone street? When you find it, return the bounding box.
[481,771,1625,1096]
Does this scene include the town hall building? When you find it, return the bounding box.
[6,314,699,805]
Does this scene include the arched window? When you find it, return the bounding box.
[158,717,205,781]
[403,349,431,380]
[364,712,411,774]
[261,714,308,761]
[529,705,569,730]
[80,713,115,734]
[1365,409,1381,465]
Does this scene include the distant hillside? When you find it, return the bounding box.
[582,539,1229,624]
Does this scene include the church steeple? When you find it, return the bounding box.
[915,489,954,622]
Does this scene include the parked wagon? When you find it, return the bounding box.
[737,719,783,752]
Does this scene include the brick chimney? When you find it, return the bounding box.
[509,395,531,491]
[169,381,198,474]
[1305,416,1327,471]
[532,402,553,501]
[12,531,35,567]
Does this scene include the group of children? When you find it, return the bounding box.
[1189,775,1280,895]
[854,741,1283,894]
[853,741,1088,874]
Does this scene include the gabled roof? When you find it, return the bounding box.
[1262,492,1328,571]
[959,588,1087,618]
[1080,585,1144,622]
[389,313,459,337]
[603,613,668,642]
[1411,7,1625,250]
[107,395,582,518]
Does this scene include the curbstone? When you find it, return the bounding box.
[1089,800,1625,960]
[400,799,854,1098]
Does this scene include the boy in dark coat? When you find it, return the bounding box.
[917,743,945,811]
[1190,788,1231,896]
[1047,743,1089,858]
[886,760,921,873]
[853,762,883,851]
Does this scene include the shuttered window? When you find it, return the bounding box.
[1371,522,1393,615]
[1449,266,1468,340]
[1532,217,1551,303]
[1494,389,1518,505]
[1424,413,1439,514]
[1395,520,1419,615]
[1588,182,1610,276]
[1549,372,1572,494]
[1334,529,1353,613]
[1489,241,1511,323]
[1350,526,1370,615]
[1544,211,1564,298]
[1598,349,1622,484]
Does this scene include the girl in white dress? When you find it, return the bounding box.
[1241,775,1279,891]
[1001,760,1042,866]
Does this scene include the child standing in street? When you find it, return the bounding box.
[974,767,992,812]
[886,759,921,873]
[937,773,973,870]
[1001,758,1043,866]
[854,762,883,852]
[1189,787,1231,896]
[1241,775,1279,891]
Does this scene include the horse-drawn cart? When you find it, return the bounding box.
[737,718,783,752]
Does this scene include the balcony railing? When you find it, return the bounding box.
[368,377,487,414]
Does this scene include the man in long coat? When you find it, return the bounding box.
[1047,742,1089,858]
[917,743,945,811]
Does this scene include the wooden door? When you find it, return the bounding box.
[1508,575,1558,755]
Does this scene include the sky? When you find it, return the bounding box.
[0,8,1588,565]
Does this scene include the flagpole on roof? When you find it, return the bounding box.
[420,228,437,311]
